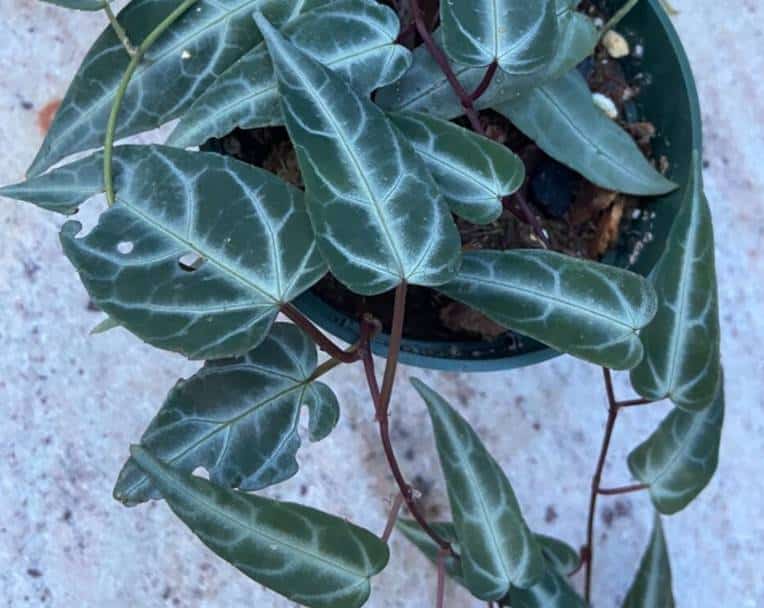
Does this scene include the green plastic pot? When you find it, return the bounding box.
[295,0,702,372]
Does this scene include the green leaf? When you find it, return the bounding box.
[506,570,587,608]
[630,154,721,410]
[396,520,465,585]
[114,323,339,506]
[59,145,326,360]
[398,520,583,607]
[168,1,411,149]
[628,380,724,515]
[437,250,658,370]
[412,379,545,599]
[40,0,112,10]
[27,0,331,176]
[440,0,559,77]
[375,2,595,119]
[494,70,677,196]
[0,152,104,215]
[256,14,461,296]
[544,2,599,80]
[130,445,389,608]
[388,112,524,225]
[622,514,675,607]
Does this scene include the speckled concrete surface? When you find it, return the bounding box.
[0,1,761,607]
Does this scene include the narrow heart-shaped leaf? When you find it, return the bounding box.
[41,0,112,10]
[168,1,411,149]
[413,379,545,599]
[256,14,461,295]
[628,381,724,515]
[622,515,675,608]
[437,250,658,370]
[440,0,559,78]
[27,0,332,176]
[398,520,582,607]
[630,154,721,410]
[59,145,326,360]
[114,323,339,506]
[375,2,594,119]
[131,446,389,608]
[494,70,677,196]
[0,152,104,215]
[388,112,524,224]
[506,569,587,608]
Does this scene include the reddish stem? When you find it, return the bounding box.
[435,549,447,608]
[471,61,498,102]
[617,398,655,408]
[598,483,649,496]
[281,303,360,363]
[382,492,405,543]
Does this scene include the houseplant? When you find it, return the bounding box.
[0,0,723,606]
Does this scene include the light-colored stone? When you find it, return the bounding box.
[592,92,620,119]
[0,1,762,607]
[603,30,631,58]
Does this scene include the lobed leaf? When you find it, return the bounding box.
[440,0,559,78]
[375,2,596,119]
[130,446,389,608]
[630,153,721,410]
[622,515,675,607]
[58,145,326,360]
[628,380,724,515]
[437,250,658,370]
[388,112,524,224]
[114,323,339,506]
[396,520,465,585]
[27,0,332,176]
[413,379,545,599]
[494,70,677,196]
[168,1,411,148]
[256,14,461,295]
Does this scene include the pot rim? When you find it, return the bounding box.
[294,0,703,372]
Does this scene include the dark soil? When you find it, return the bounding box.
[209,5,668,343]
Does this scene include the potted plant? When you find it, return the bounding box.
[1,0,722,606]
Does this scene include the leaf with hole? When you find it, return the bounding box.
[256,14,461,295]
[57,145,326,360]
[168,1,411,148]
[27,0,333,176]
[622,514,675,607]
[375,2,593,119]
[412,379,545,599]
[494,70,677,196]
[628,379,724,515]
[130,446,389,608]
[114,323,339,506]
[440,0,559,78]
[630,154,721,410]
[437,250,657,370]
[387,112,524,225]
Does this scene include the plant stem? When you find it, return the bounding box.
[617,397,654,408]
[379,282,408,414]
[382,492,405,543]
[435,549,447,608]
[282,303,362,364]
[471,61,498,102]
[409,0,483,133]
[360,323,455,555]
[584,368,620,601]
[103,0,199,205]
[597,483,648,496]
[102,2,137,57]
[601,0,641,36]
